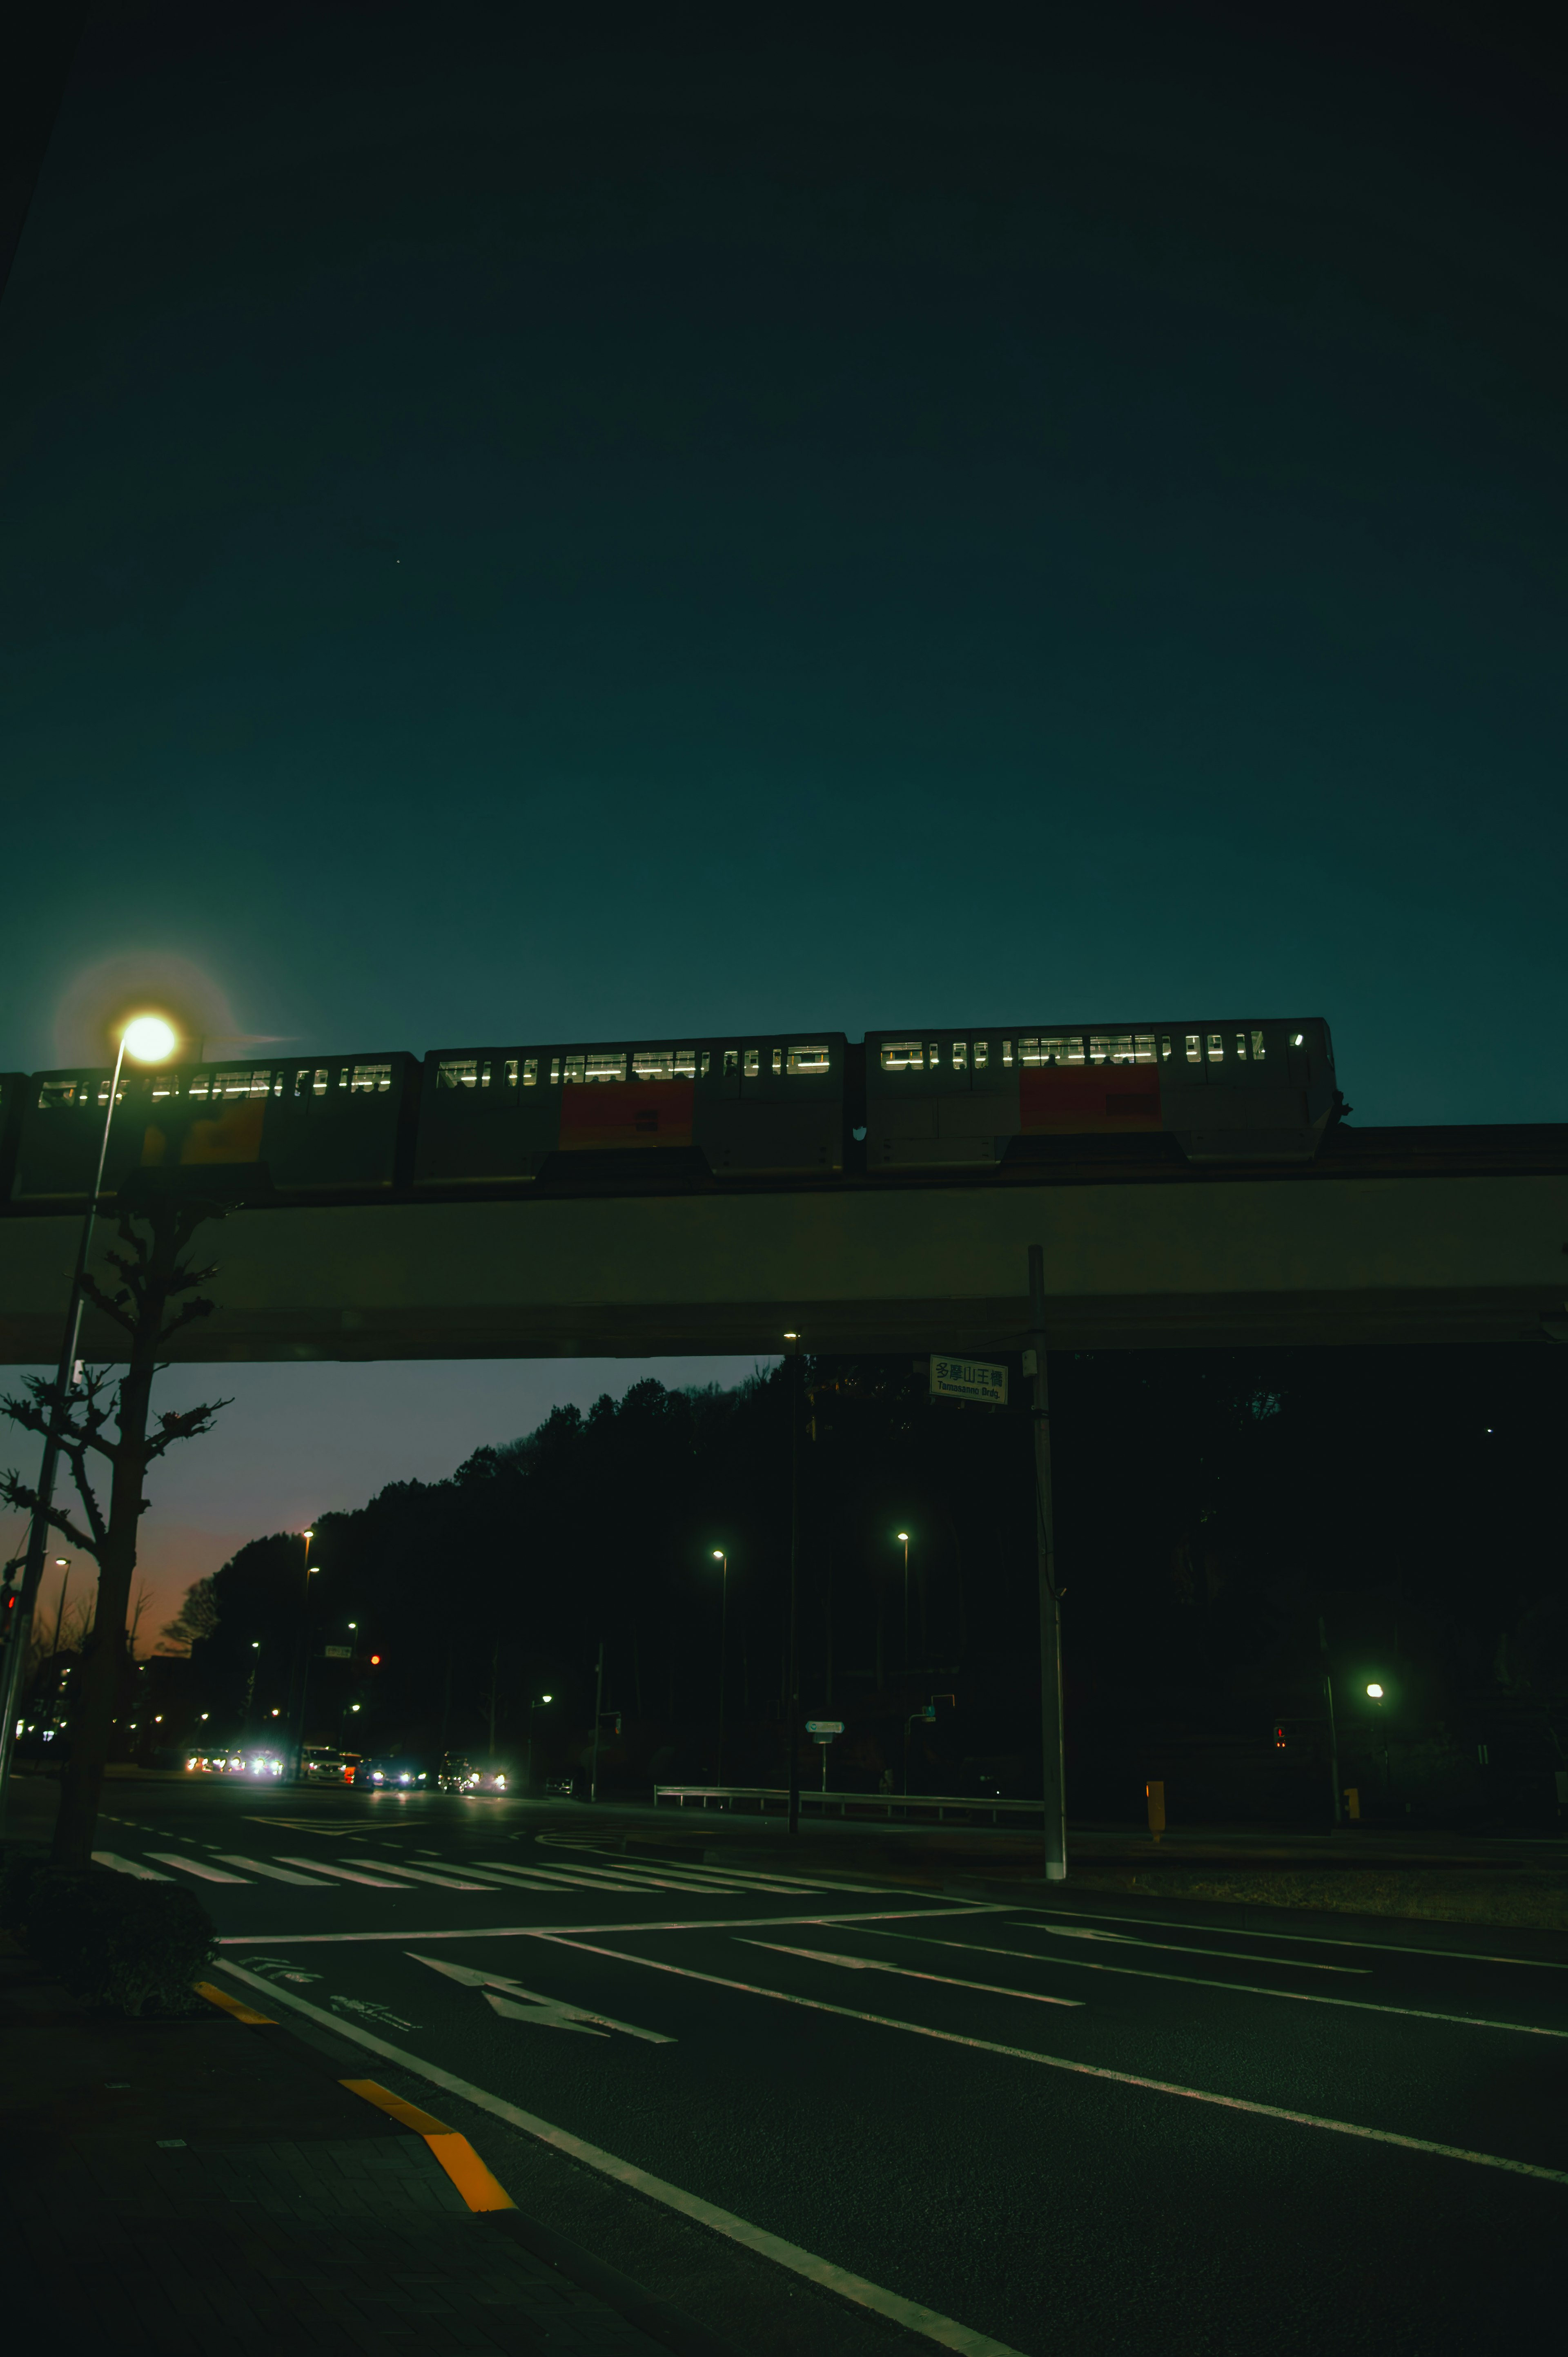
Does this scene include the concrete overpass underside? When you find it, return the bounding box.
[0,1128,1564,1363]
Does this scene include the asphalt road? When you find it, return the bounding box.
[60,1778,1568,2355]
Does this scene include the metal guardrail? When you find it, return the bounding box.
[653,1785,1043,1826]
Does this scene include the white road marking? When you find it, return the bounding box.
[740,1941,1085,2008]
[145,1852,249,1884]
[534,1937,1568,2188]
[274,1855,405,1888]
[92,1852,173,1880]
[213,1855,335,1886]
[210,1961,1030,2356]
[472,1862,665,1892]
[339,1858,492,1891]
[218,1903,1002,1946]
[551,1860,822,1895]
[1027,1924,1368,1973]
[915,1929,1568,2038]
[1021,1903,1568,1972]
[410,1951,675,2043]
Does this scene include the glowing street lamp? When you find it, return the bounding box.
[895,1533,911,1673]
[0,1010,184,1807]
[526,1692,555,1790]
[1365,1683,1384,1700]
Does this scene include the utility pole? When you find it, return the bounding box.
[1028,1245,1067,1882]
[786,1336,802,1837]
[590,1638,604,1803]
[1320,1616,1341,1828]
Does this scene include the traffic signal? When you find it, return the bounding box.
[369,1653,382,1666]
[1274,1723,1287,1750]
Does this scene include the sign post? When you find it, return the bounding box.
[806,1719,842,1795]
[1028,1244,1067,1883]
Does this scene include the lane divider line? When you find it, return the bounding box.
[217,1902,1004,1947]
[210,1962,1028,2357]
[1007,1902,1568,1973]
[1019,1924,1368,1973]
[341,2076,517,2212]
[889,1928,1568,2038]
[739,1940,1085,2009]
[531,1936,1568,2187]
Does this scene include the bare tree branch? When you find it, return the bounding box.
[0,1473,101,1562]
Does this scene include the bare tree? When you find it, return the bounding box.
[157,1574,219,1655]
[1,1194,231,1866]
[127,1580,156,1659]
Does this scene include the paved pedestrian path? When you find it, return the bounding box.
[2,1934,725,2356]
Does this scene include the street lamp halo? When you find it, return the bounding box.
[1366,1682,1384,1699]
[120,1013,178,1063]
[896,1531,909,1543]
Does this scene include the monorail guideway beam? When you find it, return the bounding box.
[0,1160,1564,1364]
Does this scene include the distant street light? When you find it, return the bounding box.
[711,1550,730,1790]
[896,1533,911,1674]
[1366,1683,1384,1699]
[0,1008,184,1817]
[526,1692,555,1790]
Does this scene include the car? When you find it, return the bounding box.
[351,1756,428,1789]
[437,1755,511,1794]
[301,1745,357,1783]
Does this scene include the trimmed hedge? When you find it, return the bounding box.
[14,1859,217,2016]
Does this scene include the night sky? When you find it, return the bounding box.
[2,4,1563,1629]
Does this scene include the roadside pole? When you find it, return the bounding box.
[1320,1616,1342,1827]
[1028,1244,1067,1882]
[589,1638,604,1803]
[786,1338,802,1837]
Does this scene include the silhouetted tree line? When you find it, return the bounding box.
[180,1345,1566,1824]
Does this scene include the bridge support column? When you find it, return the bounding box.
[1029,1244,1067,1882]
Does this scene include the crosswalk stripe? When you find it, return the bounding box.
[340,1859,492,1892]
[92,1851,174,1881]
[146,1852,249,1884]
[472,1861,665,1892]
[213,1855,335,1886]
[275,1855,404,1888]
[576,1863,822,1895]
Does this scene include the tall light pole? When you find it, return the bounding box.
[896,1533,910,1674]
[785,1333,802,1838]
[292,1528,316,1777]
[50,1559,71,1659]
[526,1692,553,1791]
[710,1550,729,1789]
[1029,1242,1067,1883]
[0,1013,179,1826]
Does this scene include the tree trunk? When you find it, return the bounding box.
[51,1226,171,1867]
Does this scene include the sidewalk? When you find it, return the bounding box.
[2,1934,733,2357]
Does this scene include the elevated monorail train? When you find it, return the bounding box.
[0,1017,1339,1203]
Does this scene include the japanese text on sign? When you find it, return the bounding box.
[930,1356,1008,1407]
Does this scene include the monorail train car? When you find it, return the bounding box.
[11,1053,419,1201]
[865,1018,1337,1166]
[414,1034,847,1185]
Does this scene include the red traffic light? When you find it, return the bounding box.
[369,1652,381,1666]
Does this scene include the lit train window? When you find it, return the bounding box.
[38,1079,80,1109]
[350,1064,392,1093]
[633,1050,677,1080]
[788,1045,831,1073]
[577,1051,625,1084]
[1020,1037,1084,1066]
[1250,1032,1265,1060]
[928,1042,938,1068]
[522,1058,538,1085]
[724,1050,738,1075]
[974,1041,989,1069]
[1206,1035,1223,1062]
[217,1068,272,1098]
[1186,1035,1200,1063]
[1002,1040,1013,1066]
[744,1049,760,1077]
[1160,1036,1173,1060]
[700,1051,711,1077]
[564,1055,584,1083]
[1235,1034,1247,1059]
[439,1059,481,1090]
[952,1042,967,1070]
[549,1057,561,1084]
[1089,1034,1134,1064]
[150,1073,176,1100]
[1134,1035,1156,1062]
[880,1041,924,1070]
[502,1060,518,1087]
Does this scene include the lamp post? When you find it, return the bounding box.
[526,1692,553,1792]
[50,1559,71,1659]
[0,1013,179,1826]
[1367,1681,1390,1797]
[291,1528,316,1779]
[785,1333,802,1839]
[710,1550,729,1790]
[895,1533,910,1675]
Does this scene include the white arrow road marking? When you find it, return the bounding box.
[214,1856,336,1886]
[409,1951,675,2043]
[274,1855,405,1888]
[146,1852,249,1883]
[92,1852,174,1880]
[739,1941,1085,2008]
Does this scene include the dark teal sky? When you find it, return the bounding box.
[2,4,1564,1626]
[2,2,1562,1122]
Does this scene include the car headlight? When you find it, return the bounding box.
[399,1773,410,1784]
[372,1771,384,1783]
[494,1774,505,1787]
